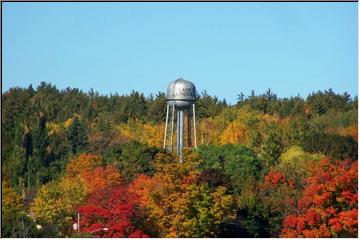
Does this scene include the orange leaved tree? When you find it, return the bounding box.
[65,153,122,193]
[281,159,357,238]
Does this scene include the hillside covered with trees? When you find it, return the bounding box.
[2,82,358,237]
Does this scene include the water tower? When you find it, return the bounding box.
[163,78,197,163]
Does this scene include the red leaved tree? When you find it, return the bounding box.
[281,158,358,238]
[77,186,148,238]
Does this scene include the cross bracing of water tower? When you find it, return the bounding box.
[163,78,197,163]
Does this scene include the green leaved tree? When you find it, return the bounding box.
[67,117,89,154]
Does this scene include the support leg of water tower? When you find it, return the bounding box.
[170,105,175,152]
[163,104,169,149]
[177,109,180,155]
[193,104,197,149]
[179,110,184,164]
[187,110,191,147]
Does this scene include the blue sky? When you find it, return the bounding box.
[2,2,358,104]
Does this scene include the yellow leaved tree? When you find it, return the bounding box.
[30,175,86,236]
[129,151,235,237]
[30,153,122,236]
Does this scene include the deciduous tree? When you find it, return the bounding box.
[77,186,149,238]
[281,159,358,238]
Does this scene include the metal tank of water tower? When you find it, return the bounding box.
[163,78,197,163]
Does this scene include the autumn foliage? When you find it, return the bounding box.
[66,154,122,193]
[281,159,358,238]
[78,186,148,238]
[128,152,236,238]
[2,84,358,238]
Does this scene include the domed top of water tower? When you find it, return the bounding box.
[167,78,196,108]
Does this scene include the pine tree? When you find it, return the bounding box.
[9,145,26,188]
[67,117,89,154]
[260,124,283,168]
[22,129,33,162]
[25,156,43,187]
[33,114,49,166]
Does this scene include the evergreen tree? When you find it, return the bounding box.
[67,117,89,154]
[146,92,166,123]
[260,124,283,168]
[27,115,47,187]
[237,92,245,106]
[25,156,43,187]
[32,114,49,166]
[9,145,26,188]
[22,129,33,161]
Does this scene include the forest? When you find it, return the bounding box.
[1,81,358,238]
